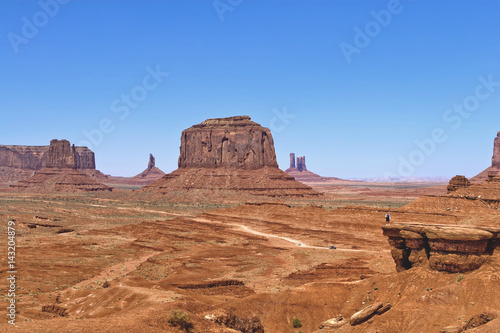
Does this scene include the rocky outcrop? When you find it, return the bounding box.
[289,153,296,168]
[350,302,383,326]
[178,116,278,170]
[314,303,391,332]
[206,312,264,333]
[471,131,500,183]
[10,139,111,193]
[447,175,471,193]
[140,117,319,199]
[382,223,500,273]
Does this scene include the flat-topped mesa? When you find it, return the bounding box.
[493,131,500,168]
[178,116,278,170]
[46,139,77,169]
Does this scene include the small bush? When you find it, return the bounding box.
[292,317,302,328]
[168,310,193,332]
[457,274,464,283]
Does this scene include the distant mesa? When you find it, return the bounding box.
[471,131,500,183]
[0,142,98,186]
[285,153,342,183]
[139,116,319,199]
[10,139,111,192]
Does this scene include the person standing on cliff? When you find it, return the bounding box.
[385,213,391,223]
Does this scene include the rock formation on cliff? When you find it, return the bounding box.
[139,116,318,200]
[447,175,471,193]
[383,223,499,273]
[471,131,500,183]
[0,143,97,185]
[10,139,111,192]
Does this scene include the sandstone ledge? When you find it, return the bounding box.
[382,223,499,273]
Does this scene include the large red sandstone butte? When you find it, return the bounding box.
[139,116,319,199]
[10,139,111,192]
[178,116,278,169]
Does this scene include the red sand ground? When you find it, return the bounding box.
[0,181,499,332]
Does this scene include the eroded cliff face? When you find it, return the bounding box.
[178,116,278,170]
[0,144,95,169]
[383,223,500,273]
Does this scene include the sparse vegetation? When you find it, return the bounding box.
[457,274,465,282]
[168,310,193,332]
[292,317,302,328]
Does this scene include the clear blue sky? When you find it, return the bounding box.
[1,0,499,178]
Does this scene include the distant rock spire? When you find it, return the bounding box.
[290,153,296,169]
[297,156,307,172]
[148,153,155,170]
[493,132,500,168]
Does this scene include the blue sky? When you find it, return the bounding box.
[1,0,499,178]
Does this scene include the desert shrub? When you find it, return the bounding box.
[457,274,464,282]
[168,310,193,332]
[292,317,302,328]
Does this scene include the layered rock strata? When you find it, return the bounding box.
[383,223,500,273]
